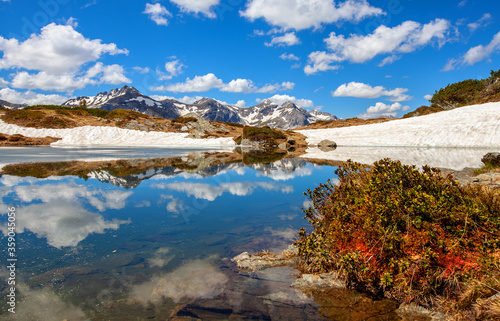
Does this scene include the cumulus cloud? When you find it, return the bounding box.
[170,0,220,18]
[0,88,68,105]
[324,19,450,63]
[265,32,301,47]
[358,102,410,118]
[0,23,130,92]
[304,51,343,75]
[235,100,246,107]
[240,0,384,30]
[0,77,9,88]
[10,63,131,92]
[462,31,500,66]
[153,74,294,94]
[0,23,128,73]
[158,58,185,80]
[155,73,223,92]
[257,94,314,108]
[221,78,257,93]
[332,82,412,102]
[279,53,299,61]
[144,3,172,26]
[424,94,433,100]
[468,13,492,32]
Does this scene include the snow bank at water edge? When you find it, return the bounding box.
[298,102,500,148]
[301,146,498,171]
[0,120,236,147]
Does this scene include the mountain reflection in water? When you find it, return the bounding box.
[0,147,493,320]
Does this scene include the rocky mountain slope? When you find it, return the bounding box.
[62,86,337,129]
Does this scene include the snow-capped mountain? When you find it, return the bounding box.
[62,85,337,129]
[0,100,26,109]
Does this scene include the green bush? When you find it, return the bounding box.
[296,159,500,308]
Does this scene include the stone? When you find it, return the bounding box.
[232,246,298,271]
[318,140,337,152]
[291,272,345,289]
[482,152,500,167]
[396,303,451,321]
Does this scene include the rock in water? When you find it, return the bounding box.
[318,140,337,152]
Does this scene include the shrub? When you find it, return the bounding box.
[2,109,45,121]
[225,122,244,128]
[104,109,143,120]
[171,116,198,123]
[296,159,500,308]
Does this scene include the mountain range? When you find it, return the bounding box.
[61,86,337,129]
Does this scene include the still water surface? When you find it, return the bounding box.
[0,147,494,320]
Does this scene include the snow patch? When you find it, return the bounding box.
[298,102,500,148]
[0,120,235,147]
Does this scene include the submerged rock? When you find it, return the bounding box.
[232,246,298,271]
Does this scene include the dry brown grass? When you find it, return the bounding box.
[296,117,393,130]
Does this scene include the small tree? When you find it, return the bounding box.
[79,99,87,109]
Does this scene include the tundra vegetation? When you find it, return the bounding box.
[296,159,500,319]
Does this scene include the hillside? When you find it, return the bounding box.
[403,69,500,118]
[299,101,500,148]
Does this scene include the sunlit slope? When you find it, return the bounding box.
[298,102,500,147]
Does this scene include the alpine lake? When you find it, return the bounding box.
[0,146,496,321]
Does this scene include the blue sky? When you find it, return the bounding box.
[0,0,499,118]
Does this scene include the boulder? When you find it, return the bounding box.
[318,139,337,152]
[481,152,500,167]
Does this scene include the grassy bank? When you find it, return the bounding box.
[296,159,500,319]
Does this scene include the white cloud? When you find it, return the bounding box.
[424,94,433,100]
[155,73,224,92]
[169,0,220,18]
[468,13,492,32]
[378,54,401,67]
[133,66,150,74]
[235,100,246,107]
[144,3,172,26]
[221,78,257,93]
[462,31,500,66]
[279,53,299,61]
[324,19,450,64]
[458,0,467,7]
[159,58,185,80]
[265,32,301,47]
[255,81,295,93]
[0,23,130,92]
[0,77,8,88]
[0,23,128,74]
[304,51,343,75]
[153,74,294,94]
[332,82,412,102]
[240,0,384,30]
[358,102,410,119]
[0,88,68,105]
[10,63,131,92]
[257,94,314,108]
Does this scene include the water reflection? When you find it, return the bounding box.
[0,147,490,320]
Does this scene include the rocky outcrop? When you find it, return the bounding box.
[482,152,500,167]
[0,133,60,146]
